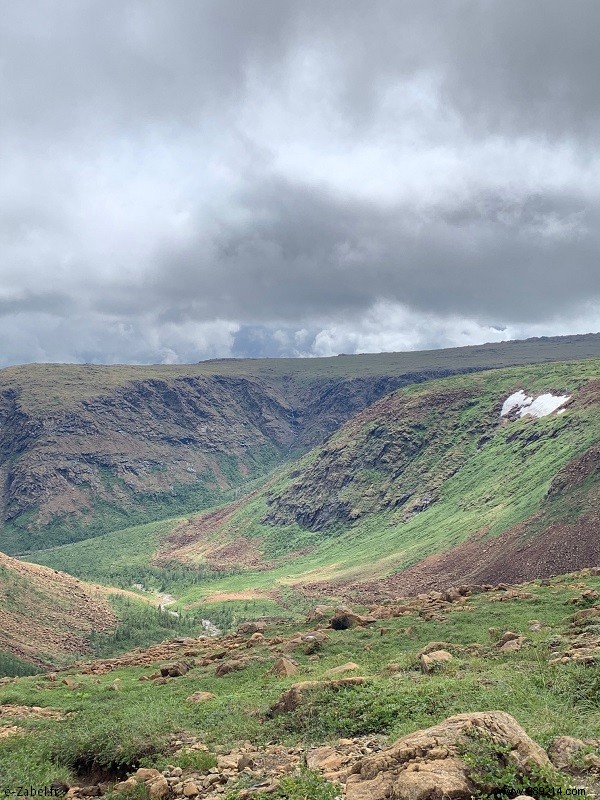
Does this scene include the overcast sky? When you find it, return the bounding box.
[1,0,600,365]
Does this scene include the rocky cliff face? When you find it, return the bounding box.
[0,370,440,550]
[263,383,482,531]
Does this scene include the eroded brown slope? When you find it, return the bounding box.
[312,437,600,602]
[0,551,117,667]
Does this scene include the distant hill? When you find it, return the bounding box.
[1,332,599,553]
[130,358,600,601]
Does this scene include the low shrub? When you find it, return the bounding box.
[460,728,568,800]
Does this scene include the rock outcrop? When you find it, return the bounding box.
[345,711,551,800]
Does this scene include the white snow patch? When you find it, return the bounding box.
[501,390,531,417]
[500,390,570,419]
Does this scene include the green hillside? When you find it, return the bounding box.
[30,359,600,608]
[2,333,599,554]
[181,359,596,600]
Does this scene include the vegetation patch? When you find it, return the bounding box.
[460,728,568,800]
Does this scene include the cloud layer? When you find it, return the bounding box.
[1,0,599,365]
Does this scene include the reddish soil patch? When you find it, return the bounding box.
[548,441,600,496]
[378,512,599,599]
[574,377,600,409]
[301,509,599,603]
[193,589,272,604]
[153,494,260,567]
[199,537,270,570]
[153,487,297,572]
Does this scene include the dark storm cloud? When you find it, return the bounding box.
[0,0,294,136]
[0,0,599,364]
[149,178,599,324]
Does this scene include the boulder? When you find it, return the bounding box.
[499,636,526,653]
[217,754,240,771]
[330,606,376,630]
[215,659,247,677]
[269,680,321,713]
[548,736,600,771]
[284,631,330,651]
[325,662,360,676]
[160,662,190,678]
[496,631,521,647]
[420,650,453,673]
[238,754,256,770]
[306,605,335,622]
[146,776,169,800]
[570,606,600,624]
[118,769,169,800]
[113,778,138,793]
[306,745,343,772]
[134,769,162,782]
[345,711,551,800]
[268,657,298,677]
[237,621,267,635]
[61,678,81,690]
[418,642,455,656]
[270,677,366,715]
[584,753,600,769]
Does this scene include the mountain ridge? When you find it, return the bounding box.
[2,333,600,553]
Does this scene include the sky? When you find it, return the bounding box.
[1,0,600,366]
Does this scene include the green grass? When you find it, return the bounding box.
[89,595,216,657]
[0,571,599,789]
[0,651,41,678]
[29,518,179,578]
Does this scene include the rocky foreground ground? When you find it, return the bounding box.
[2,571,600,799]
[97,710,600,800]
